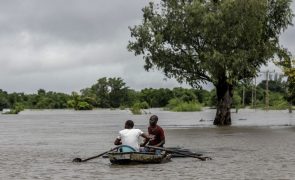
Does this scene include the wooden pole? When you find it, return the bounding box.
[242,86,245,107]
[254,77,257,110]
[251,80,254,109]
[265,70,269,111]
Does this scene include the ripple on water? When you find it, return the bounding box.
[0,109,295,179]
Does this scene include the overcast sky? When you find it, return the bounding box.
[0,0,294,93]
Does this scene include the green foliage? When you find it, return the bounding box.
[166,98,202,112]
[35,97,52,109]
[232,92,242,109]
[4,103,25,114]
[139,88,173,107]
[67,92,93,110]
[108,77,129,108]
[81,77,132,108]
[268,92,289,110]
[202,89,217,107]
[139,101,149,109]
[75,101,93,110]
[124,89,139,107]
[193,89,211,104]
[235,84,253,106]
[128,0,293,87]
[82,96,97,107]
[277,58,295,105]
[258,80,286,93]
[119,105,126,110]
[0,90,9,111]
[67,100,76,109]
[166,98,182,110]
[130,103,142,115]
[172,87,197,102]
[13,103,25,114]
[129,101,150,115]
[0,73,292,112]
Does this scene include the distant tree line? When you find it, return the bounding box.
[0,76,292,112]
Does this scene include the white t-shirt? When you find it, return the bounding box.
[117,129,143,151]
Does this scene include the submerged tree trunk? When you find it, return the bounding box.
[213,79,233,126]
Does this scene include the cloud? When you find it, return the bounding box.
[0,33,129,74]
[0,0,294,93]
[0,0,188,93]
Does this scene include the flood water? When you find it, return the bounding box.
[0,108,294,179]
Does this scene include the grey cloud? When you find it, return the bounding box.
[0,0,150,77]
[280,28,295,54]
[0,0,147,44]
[0,0,294,93]
[280,1,295,55]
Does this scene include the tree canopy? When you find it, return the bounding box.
[128,0,293,125]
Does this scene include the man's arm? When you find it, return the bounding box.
[140,133,150,147]
[153,139,165,147]
[114,138,122,145]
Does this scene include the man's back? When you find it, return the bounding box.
[118,128,143,151]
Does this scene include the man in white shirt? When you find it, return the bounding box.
[114,120,150,152]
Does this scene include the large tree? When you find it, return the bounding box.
[128,0,293,125]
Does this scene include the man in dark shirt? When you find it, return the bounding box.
[141,115,165,153]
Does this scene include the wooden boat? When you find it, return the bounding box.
[103,147,202,158]
[108,151,171,164]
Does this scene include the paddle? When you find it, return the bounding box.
[165,147,203,157]
[72,146,121,163]
[146,145,211,161]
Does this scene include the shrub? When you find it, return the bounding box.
[166,98,182,110]
[75,101,93,110]
[119,105,126,110]
[130,103,142,115]
[3,103,24,114]
[67,100,76,108]
[269,100,289,110]
[166,98,202,112]
[140,101,149,109]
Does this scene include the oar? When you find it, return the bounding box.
[72,146,121,163]
[146,145,211,161]
[165,147,203,157]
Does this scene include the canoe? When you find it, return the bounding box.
[108,151,171,164]
[103,147,202,158]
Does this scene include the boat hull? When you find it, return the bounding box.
[108,152,171,164]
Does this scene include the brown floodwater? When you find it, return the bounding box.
[0,109,294,179]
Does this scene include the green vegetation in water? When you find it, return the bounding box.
[166,98,202,112]
[130,103,142,115]
[249,91,290,110]
[268,92,289,110]
[3,103,24,114]
[232,92,242,112]
[139,101,149,109]
[130,106,141,115]
[119,105,127,110]
[130,101,150,115]
[76,101,93,110]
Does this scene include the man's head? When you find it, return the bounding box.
[125,120,134,129]
[149,115,158,127]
